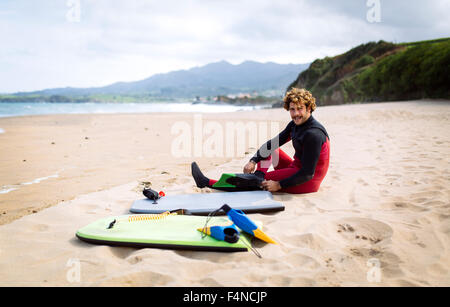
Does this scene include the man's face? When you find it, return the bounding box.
[289,102,311,125]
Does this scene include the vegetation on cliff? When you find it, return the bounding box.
[288,38,450,105]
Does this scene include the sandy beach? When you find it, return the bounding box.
[0,100,449,286]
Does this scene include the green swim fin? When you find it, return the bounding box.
[212,173,237,188]
[212,173,263,191]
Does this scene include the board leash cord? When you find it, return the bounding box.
[201,205,262,258]
[108,211,174,229]
[128,211,173,222]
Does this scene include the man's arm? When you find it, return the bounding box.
[250,121,293,164]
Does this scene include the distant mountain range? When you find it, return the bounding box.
[4,60,309,102]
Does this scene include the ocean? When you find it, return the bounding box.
[0,102,266,118]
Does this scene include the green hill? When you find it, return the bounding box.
[287,38,450,105]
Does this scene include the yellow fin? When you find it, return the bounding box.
[252,228,277,244]
[197,227,211,236]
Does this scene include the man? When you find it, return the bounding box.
[192,88,330,194]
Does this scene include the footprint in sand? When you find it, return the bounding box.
[31,223,50,232]
[107,246,137,259]
[127,254,144,265]
[167,177,177,184]
[334,218,407,279]
[382,193,435,211]
[285,251,321,270]
[83,204,102,215]
[335,217,393,245]
[381,200,428,212]
[357,178,369,186]
[422,200,446,209]
[199,277,223,287]
[98,271,174,286]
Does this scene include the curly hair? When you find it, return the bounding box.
[283,88,317,112]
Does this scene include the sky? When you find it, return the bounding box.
[0,0,449,93]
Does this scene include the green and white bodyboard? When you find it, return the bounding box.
[76,214,254,252]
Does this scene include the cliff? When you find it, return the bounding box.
[287,38,450,105]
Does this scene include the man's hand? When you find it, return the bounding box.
[261,180,281,192]
[243,161,256,174]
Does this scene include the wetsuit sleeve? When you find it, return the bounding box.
[279,129,325,189]
[250,121,293,164]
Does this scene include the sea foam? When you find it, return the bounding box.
[0,173,59,194]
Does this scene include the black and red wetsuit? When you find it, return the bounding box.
[249,116,330,194]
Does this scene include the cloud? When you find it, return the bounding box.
[0,0,448,93]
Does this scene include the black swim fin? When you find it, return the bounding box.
[211,173,264,192]
[192,161,264,192]
[226,173,264,189]
[143,188,161,203]
[191,162,210,188]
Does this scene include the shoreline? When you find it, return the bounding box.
[1,98,448,120]
[0,101,271,120]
